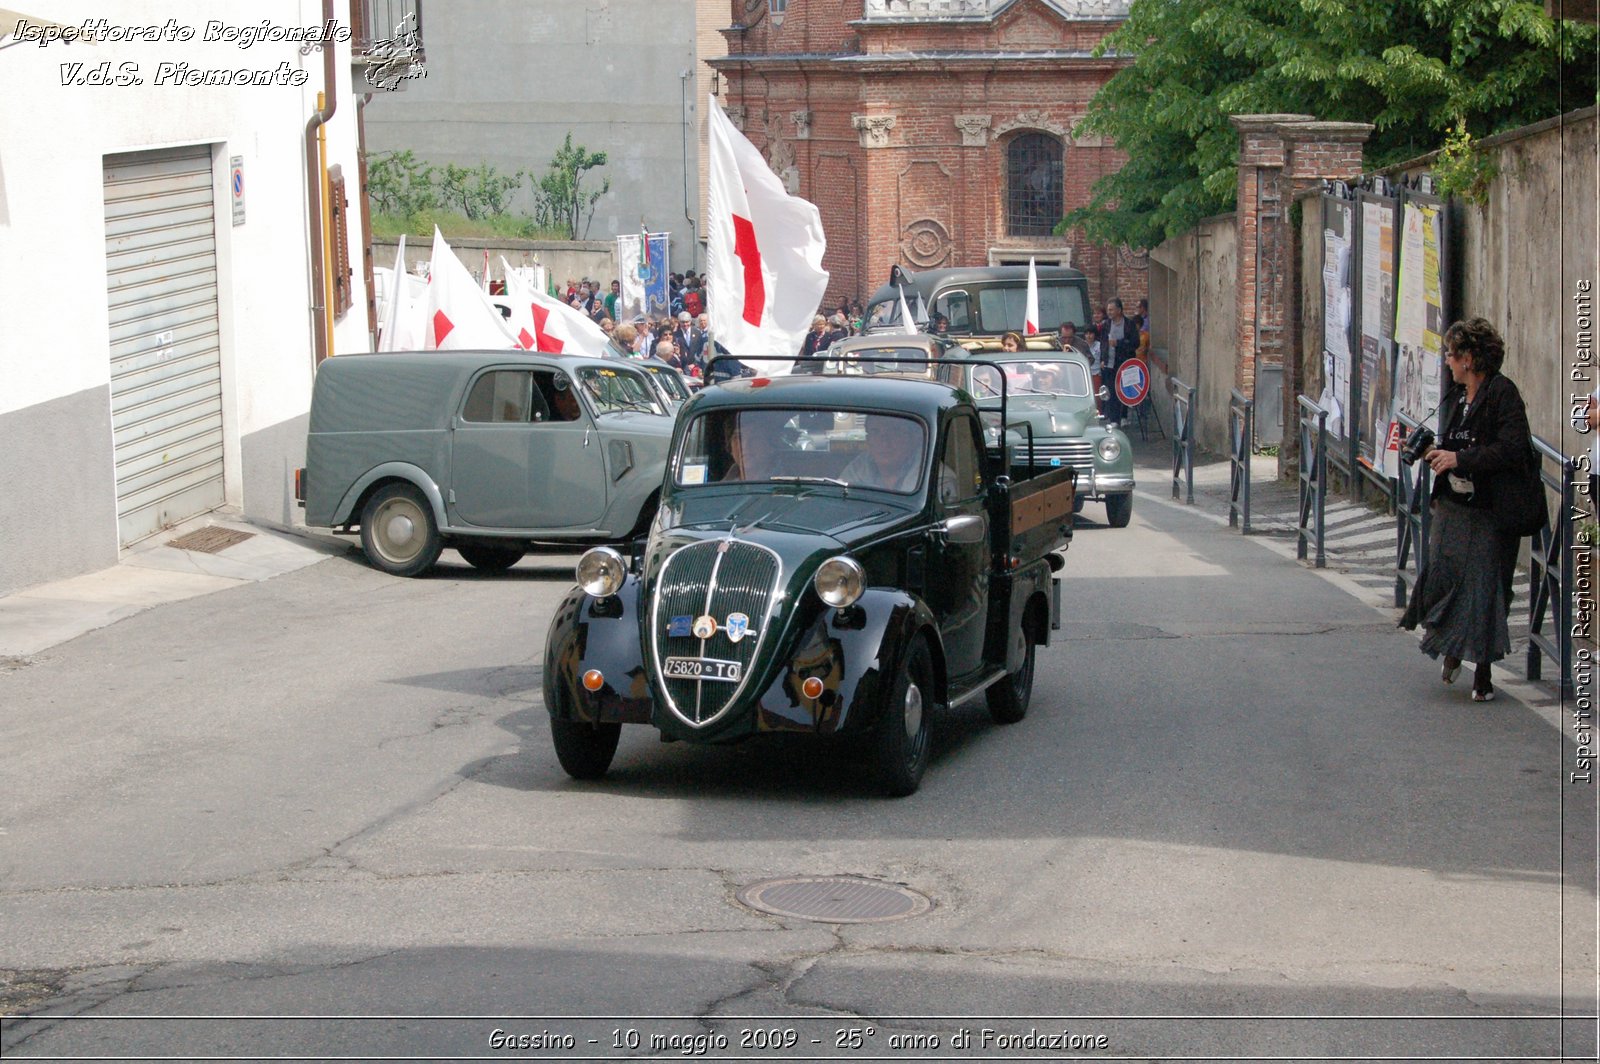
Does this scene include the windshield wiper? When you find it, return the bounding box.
[769,475,848,487]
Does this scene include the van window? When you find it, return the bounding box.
[935,290,971,331]
[977,284,1088,333]
[463,371,551,423]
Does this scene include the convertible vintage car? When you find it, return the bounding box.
[938,349,1136,527]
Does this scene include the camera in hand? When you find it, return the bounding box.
[1400,425,1435,465]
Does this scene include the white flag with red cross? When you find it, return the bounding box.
[425,227,518,350]
[501,256,609,357]
[1024,256,1041,335]
[706,96,829,364]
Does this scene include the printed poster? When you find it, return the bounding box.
[1320,200,1354,440]
[1357,198,1396,469]
[1394,203,1447,433]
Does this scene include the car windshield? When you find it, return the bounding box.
[643,364,691,401]
[951,359,1091,401]
[976,285,1088,334]
[578,365,665,415]
[676,408,927,494]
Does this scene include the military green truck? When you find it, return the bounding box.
[542,362,1075,796]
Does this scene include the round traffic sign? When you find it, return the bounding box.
[1115,357,1150,405]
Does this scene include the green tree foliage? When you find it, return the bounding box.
[535,134,611,240]
[366,149,438,215]
[1064,0,1596,248]
[437,162,526,220]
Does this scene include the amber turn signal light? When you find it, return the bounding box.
[582,669,605,692]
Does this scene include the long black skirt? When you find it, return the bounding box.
[1399,497,1511,665]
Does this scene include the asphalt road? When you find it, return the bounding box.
[1,489,1593,1062]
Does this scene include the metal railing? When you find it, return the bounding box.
[1296,396,1328,568]
[1228,389,1253,532]
[1171,377,1195,504]
[1392,411,1433,608]
[1526,436,1579,697]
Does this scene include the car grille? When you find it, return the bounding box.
[1019,438,1095,477]
[650,538,783,728]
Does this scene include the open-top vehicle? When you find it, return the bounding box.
[939,346,1135,528]
[543,361,1076,795]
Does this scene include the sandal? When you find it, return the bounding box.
[1471,663,1494,702]
[1441,657,1462,684]
[1471,685,1496,703]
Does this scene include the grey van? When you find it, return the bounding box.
[863,265,1091,337]
[299,351,673,576]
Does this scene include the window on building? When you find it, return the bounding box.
[1005,133,1064,237]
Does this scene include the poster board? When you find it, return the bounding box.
[1356,186,1397,472]
[1394,192,1448,437]
[1319,190,1357,452]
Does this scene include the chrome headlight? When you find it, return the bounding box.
[813,556,865,608]
[1096,435,1123,463]
[576,547,626,598]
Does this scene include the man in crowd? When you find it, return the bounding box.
[604,279,621,322]
[1097,298,1140,426]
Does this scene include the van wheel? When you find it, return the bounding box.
[987,611,1037,724]
[360,483,442,576]
[551,718,622,779]
[458,544,526,573]
[873,635,934,797]
[1105,492,1133,528]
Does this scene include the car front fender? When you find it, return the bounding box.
[752,588,943,738]
[543,575,654,726]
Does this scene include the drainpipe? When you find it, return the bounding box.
[304,0,337,364]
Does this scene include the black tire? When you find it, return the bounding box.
[457,543,526,573]
[1105,492,1133,528]
[550,718,622,779]
[987,609,1037,724]
[359,483,443,576]
[872,635,935,797]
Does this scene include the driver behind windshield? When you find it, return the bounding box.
[840,414,924,492]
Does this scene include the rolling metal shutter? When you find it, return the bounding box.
[103,146,225,545]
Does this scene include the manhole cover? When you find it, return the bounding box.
[167,527,254,554]
[737,876,932,923]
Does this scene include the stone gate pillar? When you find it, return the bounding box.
[1229,114,1371,447]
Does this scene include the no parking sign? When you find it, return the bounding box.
[1115,357,1150,406]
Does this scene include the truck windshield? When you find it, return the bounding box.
[578,366,665,416]
[676,408,927,494]
[976,285,1088,333]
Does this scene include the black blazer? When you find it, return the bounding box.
[1430,372,1532,508]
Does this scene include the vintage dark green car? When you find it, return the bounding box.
[542,370,1075,795]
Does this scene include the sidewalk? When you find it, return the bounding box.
[0,512,343,659]
[1124,429,1553,710]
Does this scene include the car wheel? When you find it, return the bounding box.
[550,718,622,780]
[457,544,526,573]
[872,634,934,797]
[360,483,443,577]
[1105,492,1133,528]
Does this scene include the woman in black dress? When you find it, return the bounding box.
[1400,318,1531,702]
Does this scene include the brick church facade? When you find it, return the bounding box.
[708,0,1147,314]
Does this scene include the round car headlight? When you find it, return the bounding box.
[576,547,626,598]
[813,556,865,609]
[1096,435,1123,463]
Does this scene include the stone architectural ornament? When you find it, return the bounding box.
[902,218,953,268]
[953,114,992,147]
[852,114,897,149]
[725,105,747,132]
[764,117,800,194]
[791,110,812,140]
[993,110,1069,139]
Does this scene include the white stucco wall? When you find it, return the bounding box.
[0,0,369,454]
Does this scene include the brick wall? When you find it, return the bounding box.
[715,0,1149,312]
